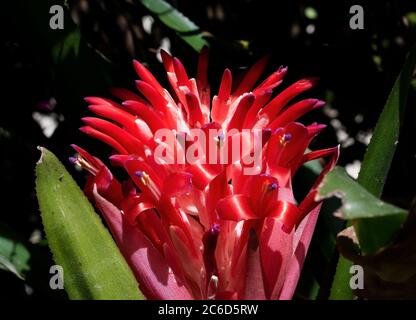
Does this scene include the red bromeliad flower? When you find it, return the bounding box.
[71,48,339,300]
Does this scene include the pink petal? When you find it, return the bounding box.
[260,217,294,299]
[92,186,192,299]
[278,204,321,300]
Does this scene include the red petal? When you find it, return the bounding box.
[240,174,278,216]
[217,194,257,221]
[122,100,167,133]
[197,47,211,121]
[227,93,255,131]
[71,144,105,169]
[197,46,209,93]
[205,171,231,226]
[185,92,204,126]
[121,193,155,226]
[261,78,318,120]
[160,49,174,73]
[124,158,164,201]
[242,89,273,129]
[173,57,190,87]
[268,99,322,130]
[233,54,270,97]
[88,104,152,143]
[185,162,219,190]
[79,126,129,154]
[135,80,167,113]
[110,87,147,104]
[253,66,287,94]
[84,96,119,106]
[82,117,145,156]
[301,145,340,186]
[133,60,165,96]
[267,201,300,232]
[218,68,233,102]
[296,145,339,220]
[162,172,193,198]
[211,68,232,124]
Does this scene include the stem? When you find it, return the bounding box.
[329,252,354,300]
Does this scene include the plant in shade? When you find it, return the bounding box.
[70,48,339,299]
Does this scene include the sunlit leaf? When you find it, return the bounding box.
[35,147,142,300]
[317,167,407,249]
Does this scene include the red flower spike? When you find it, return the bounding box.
[110,87,147,104]
[197,46,210,94]
[233,54,270,97]
[73,50,338,300]
[133,60,165,96]
[261,77,319,121]
[253,65,288,94]
[79,126,129,155]
[135,80,167,113]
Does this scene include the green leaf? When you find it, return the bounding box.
[328,46,416,299]
[0,223,31,280]
[35,147,142,300]
[138,0,209,52]
[318,167,408,300]
[356,44,416,253]
[52,29,81,63]
[317,167,407,248]
[317,167,407,221]
[358,45,416,197]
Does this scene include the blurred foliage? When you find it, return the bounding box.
[0,223,31,280]
[0,0,415,298]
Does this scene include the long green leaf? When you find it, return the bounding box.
[35,147,142,300]
[328,45,416,299]
[358,45,416,198]
[355,45,416,253]
[138,0,209,52]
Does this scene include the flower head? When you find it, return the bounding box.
[72,48,339,299]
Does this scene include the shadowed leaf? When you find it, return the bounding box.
[356,45,416,253]
[138,0,209,52]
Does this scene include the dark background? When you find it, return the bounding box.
[0,0,415,299]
